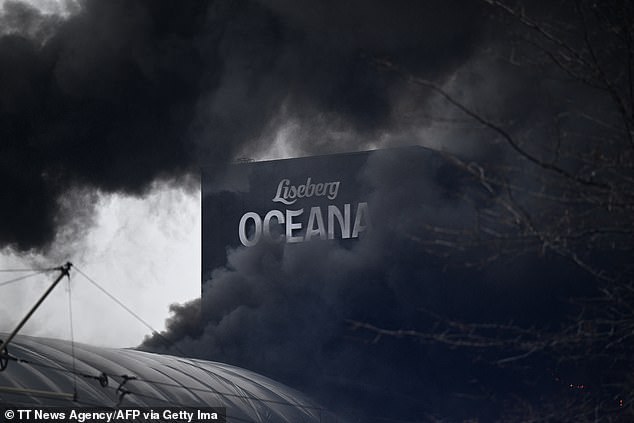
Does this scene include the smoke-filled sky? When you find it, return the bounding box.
[0,0,493,345]
[1,0,626,421]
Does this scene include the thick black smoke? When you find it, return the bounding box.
[5,0,620,421]
[141,149,597,421]
[0,0,484,251]
[133,1,631,420]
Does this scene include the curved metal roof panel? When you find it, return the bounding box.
[0,334,336,422]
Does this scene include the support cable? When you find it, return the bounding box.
[0,352,108,386]
[66,273,78,401]
[0,270,49,288]
[0,268,58,272]
[73,266,188,356]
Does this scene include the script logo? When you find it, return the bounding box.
[272,178,340,205]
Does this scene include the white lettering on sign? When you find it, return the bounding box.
[238,203,370,247]
[239,212,262,247]
[272,178,340,205]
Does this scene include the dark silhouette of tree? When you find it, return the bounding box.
[353,1,634,421]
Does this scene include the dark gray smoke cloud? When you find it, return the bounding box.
[134,1,629,420]
[0,0,484,251]
[5,0,620,421]
[0,1,491,415]
[142,149,596,421]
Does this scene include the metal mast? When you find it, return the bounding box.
[0,262,72,363]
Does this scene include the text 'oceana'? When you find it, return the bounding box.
[238,203,370,247]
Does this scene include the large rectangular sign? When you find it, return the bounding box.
[202,150,377,281]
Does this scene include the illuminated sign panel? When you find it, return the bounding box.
[201,146,451,288]
[202,150,375,280]
[238,176,370,247]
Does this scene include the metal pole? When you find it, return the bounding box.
[0,262,72,353]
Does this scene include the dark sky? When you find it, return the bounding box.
[2,0,630,421]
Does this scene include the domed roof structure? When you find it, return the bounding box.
[0,333,337,422]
